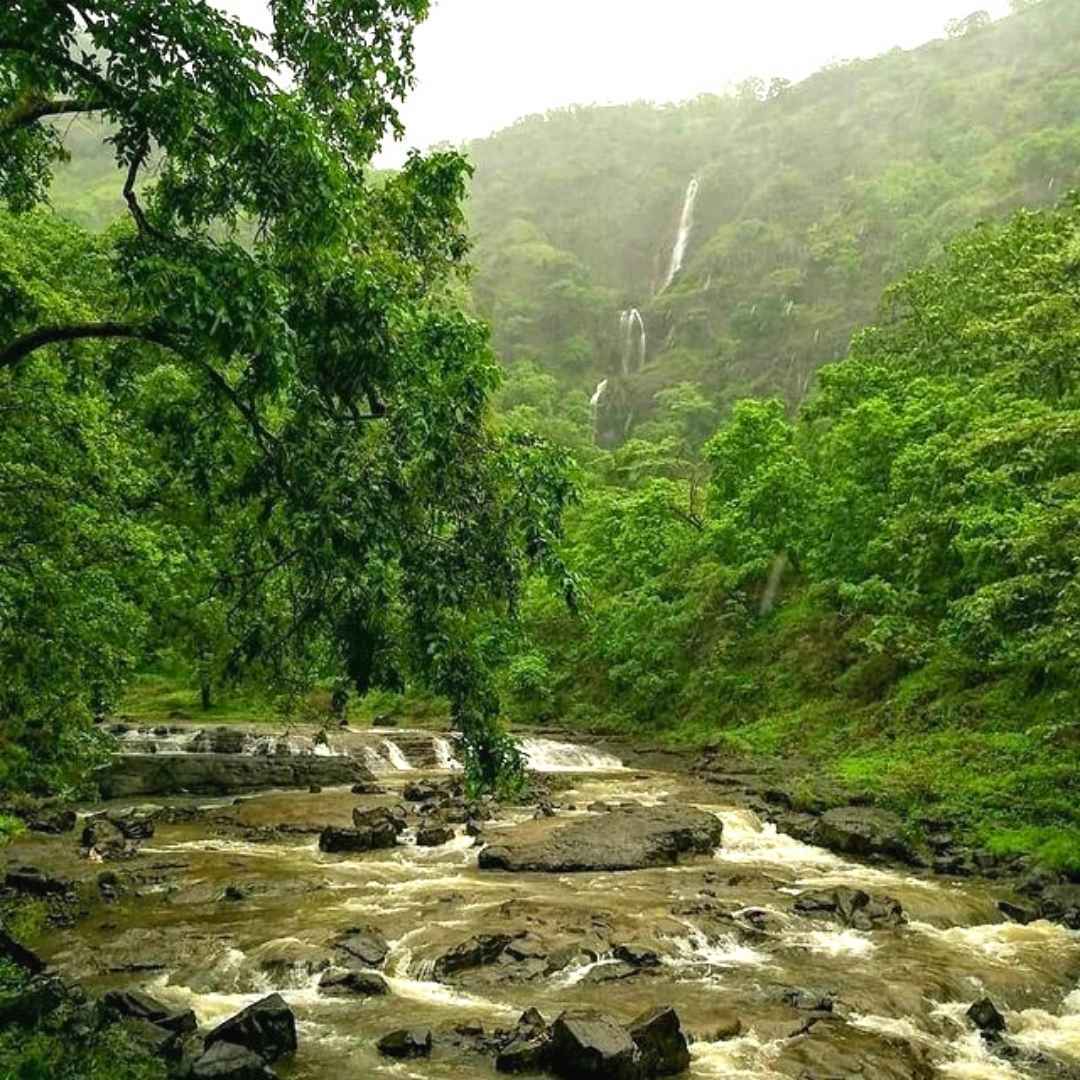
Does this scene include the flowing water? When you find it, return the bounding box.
[619,309,647,376]
[10,734,1080,1079]
[663,177,700,290]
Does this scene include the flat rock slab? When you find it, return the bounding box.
[478,805,723,873]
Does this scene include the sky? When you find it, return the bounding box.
[224,0,1014,167]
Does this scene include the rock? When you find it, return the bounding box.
[466,818,485,838]
[613,944,660,969]
[205,993,297,1064]
[0,974,66,1026]
[96,752,369,798]
[105,804,162,839]
[223,885,247,902]
[1038,884,1080,929]
[352,805,407,835]
[308,784,322,794]
[334,925,390,968]
[815,807,913,862]
[25,807,77,834]
[781,988,834,1013]
[519,1007,547,1032]
[351,782,386,795]
[403,780,439,803]
[0,930,45,974]
[549,1010,641,1080]
[318,968,389,996]
[630,1006,690,1077]
[997,899,1036,925]
[417,825,455,847]
[81,817,139,860]
[582,962,640,984]
[103,988,197,1034]
[497,1033,552,1073]
[189,1041,277,1079]
[4,864,71,896]
[377,1028,433,1059]
[793,886,904,930]
[318,824,397,853]
[967,997,1007,1037]
[118,1017,183,1061]
[478,806,723,873]
[434,934,513,978]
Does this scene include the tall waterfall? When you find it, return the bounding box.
[590,378,609,412]
[662,177,700,290]
[619,309,647,376]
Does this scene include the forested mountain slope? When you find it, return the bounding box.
[465,0,1080,439]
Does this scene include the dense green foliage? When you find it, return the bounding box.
[0,0,573,793]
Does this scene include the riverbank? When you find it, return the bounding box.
[3,735,1080,1079]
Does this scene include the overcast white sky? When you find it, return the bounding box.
[225,0,1013,167]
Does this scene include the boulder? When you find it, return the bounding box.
[434,934,513,979]
[997,900,1036,925]
[105,804,162,839]
[103,988,197,1034]
[417,825,456,847]
[613,944,660,969]
[0,930,45,974]
[334,925,389,968]
[815,807,913,861]
[318,968,389,996]
[629,1007,690,1077]
[205,994,297,1064]
[25,807,77,834]
[118,1017,183,1061]
[708,1011,743,1041]
[352,805,407,836]
[497,1033,552,1073]
[189,1041,277,1079]
[967,997,1007,1037]
[478,806,723,873]
[793,887,904,930]
[4,865,71,896]
[319,825,397,853]
[351,782,387,795]
[377,1028,433,1059]
[81,817,139,860]
[549,1010,641,1080]
[1038,884,1080,930]
[403,780,439,803]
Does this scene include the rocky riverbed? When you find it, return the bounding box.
[3,727,1080,1079]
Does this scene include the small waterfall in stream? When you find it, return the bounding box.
[619,308,647,376]
[663,176,700,290]
[518,737,624,773]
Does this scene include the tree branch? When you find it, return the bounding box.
[1,96,106,130]
[122,137,167,242]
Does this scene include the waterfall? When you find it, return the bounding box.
[619,309,647,376]
[590,378,609,414]
[519,736,624,773]
[662,176,700,290]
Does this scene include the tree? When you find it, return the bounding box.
[0,0,574,790]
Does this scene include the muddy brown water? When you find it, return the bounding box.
[8,733,1080,1079]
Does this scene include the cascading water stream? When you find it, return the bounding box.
[619,308,647,375]
[663,176,700,290]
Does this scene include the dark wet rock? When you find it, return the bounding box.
[351,782,386,795]
[497,1033,552,1073]
[205,993,297,1064]
[189,1041,277,1079]
[4,864,72,896]
[97,870,121,900]
[0,929,45,974]
[466,818,485,838]
[582,961,640,984]
[352,805,407,835]
[101,804,161,840]
[82,816,139,860]
[334,925,390,968]
[505,935,548,963]
[319,823,397,853]
[25,807,77,834]
[318,968,389,996]
[630,1006,690,1077]
[587,801,610,813]
[103,988,197,1034]
[478,805,723,873]
[793,886,905,930]
[223,885,247,902]
[815,806,913,861]
[377,1028,433,1059]
[0,974,66,1026]
[772,812,819,843]
[967,997,1007,1037]
[403,780,440,803]
[97,752,368,798]
[417,824,455,846]
[549,1010,641,1080]
[519,1007,547,1033]
[1038,884,1080,929]
[998,899,1036,925]
[118,1017,183,1061]
[434,934,513,978]
[780,988,834,1013]
[773,1015,935,1079]
[308,784,322,794]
